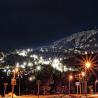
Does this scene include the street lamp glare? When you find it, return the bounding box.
[85,61,91,69]
[29,77,33,81]
[69,75,73,94]
[15,68,19,73]
[69,75,73,80]
[81,72,85,77]
[36,66,41,71]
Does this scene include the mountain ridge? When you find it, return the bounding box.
[35,29,98,58]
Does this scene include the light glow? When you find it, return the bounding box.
[85,61,91,69]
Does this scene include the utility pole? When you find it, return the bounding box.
[4,83,8,97]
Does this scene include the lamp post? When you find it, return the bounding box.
[85,62,91,92]
[79,74,82,94]
[81,71,85,94]
[36,66,41,98]
[18,71,21,96]
[84,61,91,97]
[81,72,85,78]
[4,83,8,97]
[16,63,21,96]
[95,79,98,94]
[69,75,73,94]
[85,62,91,69]
[11,68,18,98]
[37,80,40,98]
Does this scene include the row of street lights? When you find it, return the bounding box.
[68,71,85,95]
[3,60,98,97]
[68,61,98,95]
[15,61,98,96]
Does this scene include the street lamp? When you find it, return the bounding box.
[79,55,97,95]
[69,75,73,94]
[85,61,91,69]
[16,63,22,96]
[84,61,91,96]
[11,68,19,98]
[78,74,82,94]
[17,70,21,96]
[36,66,41,98]
[4,83,8,97]
[81,71,86,94]
[95,80,97,93]
[81,72,85,77]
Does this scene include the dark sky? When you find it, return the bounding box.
[0,0,98,49]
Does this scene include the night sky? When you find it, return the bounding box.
[0,0,98,49]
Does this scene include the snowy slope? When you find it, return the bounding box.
[36,29,98,57]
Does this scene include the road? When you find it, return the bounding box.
[4,94,98,98]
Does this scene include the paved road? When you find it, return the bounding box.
[70,94,98,98]
[4,94,98,98]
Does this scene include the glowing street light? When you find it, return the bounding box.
[84,61,91,96]
[15,68,19,73]
[81,71,85,77]
[36,66,41,71]
[11,67,19,98]
[79,55,97,95]
[85,61,91,69]
[29,77,33,82]
[29,76,36,82]
[80,71,86,94]
[16,63,20,68]
[69,75,73,94]
[36,66,41,98]
[69,75,73,80]
[28,62,33,67]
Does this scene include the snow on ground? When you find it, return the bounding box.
[3,94,98,98]
[17,94,66,98]
[4,94,68,98]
